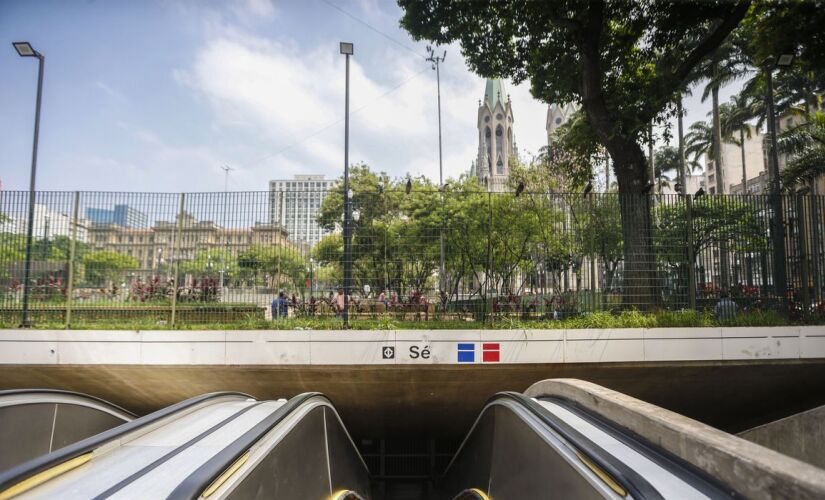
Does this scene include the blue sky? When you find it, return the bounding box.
[1,0,733,193]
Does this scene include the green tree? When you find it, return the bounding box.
[180,248,238,281]
[778,111,825,189]
[719,94,757,192]
[399,0,750,308]
[82,250,139,286]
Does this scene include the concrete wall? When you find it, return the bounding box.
[739,404,825,469]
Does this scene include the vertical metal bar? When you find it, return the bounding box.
[766,67,788,314]
[486,192,492,323]
[342,52,352,328]
[797,195,810,315]
[589,195,596,311]
[65,191,80,327]
[170,193,185,326]
[686,196,696,310]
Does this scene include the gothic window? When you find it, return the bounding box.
[555,117,562,125]
[485,127,492,172]
[496,113,503,120]
[484,116,490,123]
[495,125,504,174]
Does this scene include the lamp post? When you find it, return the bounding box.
[13,42,45,328]
[765,54,793,314]
[340,42,353,328]
[426,46,447,296]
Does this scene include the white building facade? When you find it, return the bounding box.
[269,175,335,247]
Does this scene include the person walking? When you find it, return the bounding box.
[333,287,346,318]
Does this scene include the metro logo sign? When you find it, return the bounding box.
[457,343,500,363]
[482,343,500,362]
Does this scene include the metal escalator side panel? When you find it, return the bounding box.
[167,392,325,500]
[538,397,737,499]
[0,392,254,496]
[323,405,371,498]
[497,392,664,500]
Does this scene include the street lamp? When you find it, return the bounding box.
[426,46,448,296]
[340,42,353,328]
[13,41,45,328]
[765,53,794,314]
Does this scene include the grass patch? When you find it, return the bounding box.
[0,309,816,330]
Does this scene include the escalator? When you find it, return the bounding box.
[1,381,812,499]
[439,392,736,499]
[0,392,369,499]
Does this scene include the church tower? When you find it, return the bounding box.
[546,102,580,148]
[476,79,515,192]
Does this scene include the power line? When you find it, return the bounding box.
[319,0,425,60]
[240,66,430,168]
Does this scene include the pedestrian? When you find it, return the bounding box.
[333,287,346,318]
[714,290,738,321]
[271,291,288,320]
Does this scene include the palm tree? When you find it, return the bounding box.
[697,42,749,195]
[778,111,825,188]
[719,95,758,193]
[685,121,714,178]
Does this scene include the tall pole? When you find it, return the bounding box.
[677,97,686,193]
[220,165,232,290]
[341,43,353,328]
[766,63,788,314]
[427,47,447,296]
[20,51,45,328]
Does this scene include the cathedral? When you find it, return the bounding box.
[473,78,579,192]
[475,79,516,192]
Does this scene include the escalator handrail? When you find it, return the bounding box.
[540,396,738,499]
[168,392,346,500]
[0,391,254,493]
[483,392,665,500]
[0,388,137,418]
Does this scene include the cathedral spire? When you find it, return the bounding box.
[477,79,515,192]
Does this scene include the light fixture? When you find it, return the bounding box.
[12,41,37,57]
[339,42,354,55]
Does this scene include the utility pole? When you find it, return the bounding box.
[13,42,45,328]
[426,45,447,296]
[340,42,354,328]
[220,165,233,290]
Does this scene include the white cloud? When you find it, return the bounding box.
[175,13,550,184]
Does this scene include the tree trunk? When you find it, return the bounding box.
[739,128,748,193]
[677,98,687,193]
[612,140,660,310]
[711,61,731,289]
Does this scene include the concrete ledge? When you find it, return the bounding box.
[524,378,825,500]
[0,326,821,366]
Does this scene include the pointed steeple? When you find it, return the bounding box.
[484,79,509,109]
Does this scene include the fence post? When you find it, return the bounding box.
[796,195,810,315]
[686,196,696,310]
[170,193,185,326]
[64,191,80,327]
[589,195,597,312]
[486,192,492,324]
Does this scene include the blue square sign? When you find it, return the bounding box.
[457,343,475,363]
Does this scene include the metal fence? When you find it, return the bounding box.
[0,189,823,325]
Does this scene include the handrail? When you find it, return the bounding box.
[0,388,137,419]
[448,391,664,500]
[0,391,254,494]
[540,396,738,498]
[168,392,333,500]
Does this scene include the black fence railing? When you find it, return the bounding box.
[0,190,823,325]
